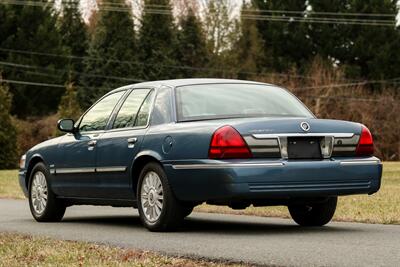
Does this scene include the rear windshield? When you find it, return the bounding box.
[175,83,313,121]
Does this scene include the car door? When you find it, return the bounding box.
[95,88,155,199]
[54,90,126,198]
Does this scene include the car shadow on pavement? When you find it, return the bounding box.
[60,214,363,235]
[182,217,361,235]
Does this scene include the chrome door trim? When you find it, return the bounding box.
[172,162,285,170]
[96,166,127,173]
[340,160,381,166]
[55,166,127,174]
[253,133,355,139]
[56,167,96,174]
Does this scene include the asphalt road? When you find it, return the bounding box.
[0,199,399,267]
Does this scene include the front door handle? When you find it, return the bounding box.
[127,137,137,148]
[87,140,97,151]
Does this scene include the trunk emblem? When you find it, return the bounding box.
[300,122,311,132]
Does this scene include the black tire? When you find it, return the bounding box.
[137,162,184,231]
[288,197,337,226]
[28,163,66,222]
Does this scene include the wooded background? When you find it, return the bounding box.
[0,0,399,168]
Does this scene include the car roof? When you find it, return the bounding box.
[109,78,270,93]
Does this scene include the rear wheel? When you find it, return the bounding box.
[28,163,66,222]
[288,197,337,226]
[137,162,184,231]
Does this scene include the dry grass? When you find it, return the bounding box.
[0,232,245,267]
[1,162,399,224]
[195,162,400,224]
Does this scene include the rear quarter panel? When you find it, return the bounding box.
[141,122,219,161]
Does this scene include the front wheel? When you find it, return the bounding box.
[288,197,337,226]
[137,162,184,231]
[28,163,66,222]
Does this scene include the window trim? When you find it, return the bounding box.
[76,89,129,134]
[107,87,156,132]
[174,82,315,122]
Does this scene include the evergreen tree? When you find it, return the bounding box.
[235,2,267,80]
[58,0,88,83]
[204,0,235,55]
[0,79,18,169]
[307,0,351,65]
[346,0,400,80]
[137,0,178,80]
[252,0,312,72]
[80,0,137,108]
[0,5,15,51]
[57,82,82,121]
[203,0,239,78]
[309,0,400,81]
[176,8,208,78]
[0,4,67,117]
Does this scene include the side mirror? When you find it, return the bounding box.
[57,119,75,133]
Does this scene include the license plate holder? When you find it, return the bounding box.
[287,137,322,159]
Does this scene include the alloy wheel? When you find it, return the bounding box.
[140,171,164,223]
[30,171,48,215]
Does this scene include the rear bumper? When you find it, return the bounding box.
[163,157,382,202]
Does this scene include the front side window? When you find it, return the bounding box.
[113,89,153,129]
[175,84,314,121]
[79,91,125,132]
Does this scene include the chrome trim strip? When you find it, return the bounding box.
[96,166,127,173]
[253,133,355,139]
[333,146,357,152]
[173,159,380,170]
[18,171,26,175]
[172,162,285,170]
[55,166,127,174]
[244,136,279,146]
[251,148,281,153]
[56,168,96,174]
[340,160,380,166]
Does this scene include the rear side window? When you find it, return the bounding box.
[113,89,152,129]
[79,91,125,132]
[136,91,155,127]
[151,86,173,125]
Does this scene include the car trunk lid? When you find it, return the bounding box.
[223,117,362,159]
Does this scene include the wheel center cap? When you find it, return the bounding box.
[148,190,156,206]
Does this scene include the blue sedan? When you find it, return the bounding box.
[19,79,382,231]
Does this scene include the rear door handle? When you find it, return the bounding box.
[87,140,97,150]
[127,137,137,148]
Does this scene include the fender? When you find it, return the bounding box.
[133,150,163,163]
[24,153,47,190]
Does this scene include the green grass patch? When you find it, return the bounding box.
[0,170,24,199]
[0,232,242,267]
[1,162,399,224]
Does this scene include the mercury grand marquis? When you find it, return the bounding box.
[19,79,382,231]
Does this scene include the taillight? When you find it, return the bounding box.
[209,126,252,159]
[355,125,374,156]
